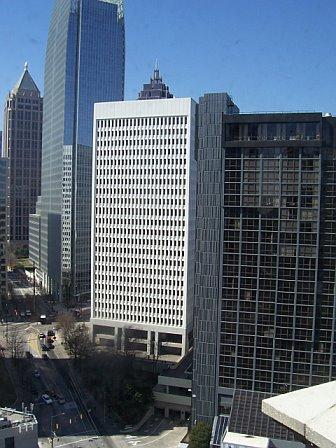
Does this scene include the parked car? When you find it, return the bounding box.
[41,394,52,405]
[42,354,49,360]
[47,330,55,337]
[34,370,40,378]
[39,333,46,339]
[25,351,33,359]
[41,344,49,352]
[19,312,25,318]
[25,310,32,317]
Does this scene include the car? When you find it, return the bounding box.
[25,351,33,359]
[41,344,49,352]
[42,354,49,360]
[25,310,32,317]
[19,312,25,318]
[34,370,40,378]
[47,330,55,337]
[57,395,66,405]
[39,333,46,339]
[41,394,52,405]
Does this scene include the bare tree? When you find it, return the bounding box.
[6,328,25,359]
[63,323,94,362]
[56,312,76,339]
[6,243,17,271]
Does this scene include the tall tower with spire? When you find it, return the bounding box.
[138,64,173,100]
[29,0,125,301]
[3,62,43,254]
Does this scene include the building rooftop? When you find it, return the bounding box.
[0,407,37,429]
[161,349,192,380]
[229,390,298,441]
[262,381,336,448]
[223,431,270,448]
[138,64,173,100]
[12,62,40,94]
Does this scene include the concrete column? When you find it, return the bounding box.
[181,410,185,420]
[181,333,187,357]
[164,407,169,418]
[154,331,159,357]
[147,331,152,356]
[121,327,125,352]
[113,328,119,350]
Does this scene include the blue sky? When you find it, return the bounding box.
[0,0,335,114]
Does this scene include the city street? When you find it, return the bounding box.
[1,274,187,448]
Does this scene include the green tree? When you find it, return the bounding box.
[189,421,212,448]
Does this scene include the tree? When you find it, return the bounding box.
[6,243,17,271]
[6,328,25,359]
[189,421,212,448]
[63,323,94,362]
[56,312,76,339]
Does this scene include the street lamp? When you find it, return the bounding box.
[50,412,65,448]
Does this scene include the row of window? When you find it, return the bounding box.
[97,138,187,148]
[97,116,188,128]
[97,127,187,137]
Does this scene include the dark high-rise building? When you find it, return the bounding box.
[193,105,336,423]
[3,63,42,254]
[29,0,125,300]
[138,66,173,100]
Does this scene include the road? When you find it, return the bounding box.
[3,274,187,448]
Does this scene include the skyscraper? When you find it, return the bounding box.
[91,92,196,358]
[3,63,43,255]
[193,106,336,423]
[0,155,8,316]
[29,0,125,301]
[138,66,173,100]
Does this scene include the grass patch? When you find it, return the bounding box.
[0,359,16,406]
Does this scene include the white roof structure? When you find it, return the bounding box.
[262,381,336,448]
[222,432,270,448]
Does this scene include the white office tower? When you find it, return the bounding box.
[91,97,197,359]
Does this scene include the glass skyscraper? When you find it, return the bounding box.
[29,0,125,300]
[193,104,336,423]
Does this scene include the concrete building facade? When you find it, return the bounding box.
[91,98,197,358]
[3,63,42,255]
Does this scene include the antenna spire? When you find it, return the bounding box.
[154,59,160,80]
[24,61,28,71]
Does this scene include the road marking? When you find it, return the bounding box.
[130,429,174,447]
[124,418,165,441]
[54,435,99,447]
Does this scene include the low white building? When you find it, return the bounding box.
[91,98,197,358]
[0,408,38,448]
